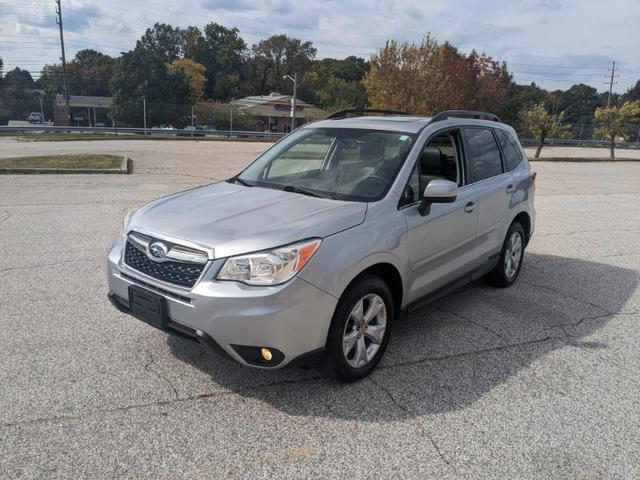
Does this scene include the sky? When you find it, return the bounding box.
[1,0,639,93]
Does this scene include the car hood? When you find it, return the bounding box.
[128,181,367,259]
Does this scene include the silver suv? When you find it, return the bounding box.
[107,110,535,382]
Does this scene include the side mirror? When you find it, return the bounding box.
[418,179,458,216]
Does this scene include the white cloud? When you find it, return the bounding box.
[1,0,638,92]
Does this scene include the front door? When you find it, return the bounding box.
[402,130,479,303]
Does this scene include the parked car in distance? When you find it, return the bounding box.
[107,109,536,382]
[26,112,43,123]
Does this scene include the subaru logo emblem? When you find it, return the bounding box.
[149,242,168,259]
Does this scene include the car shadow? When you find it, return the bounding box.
[166,253,638,421]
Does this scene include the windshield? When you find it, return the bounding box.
[235,128,416,201]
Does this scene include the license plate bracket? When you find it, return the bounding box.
[128,285,167,329]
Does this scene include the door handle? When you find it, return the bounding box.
[464,201,476,213]
[506,184,515,193]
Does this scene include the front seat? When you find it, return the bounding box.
[419,146,447,192]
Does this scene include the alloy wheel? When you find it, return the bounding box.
[342,293,387,368]
[504,231,523,278]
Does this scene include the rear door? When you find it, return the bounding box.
[462,127,512,263]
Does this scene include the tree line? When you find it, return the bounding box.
[0,23,639,140]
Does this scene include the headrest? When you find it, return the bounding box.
[360,137,383,159]
[420,147,445,174]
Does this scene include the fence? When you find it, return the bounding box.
[2,125,640,149]
[0,124,285,139]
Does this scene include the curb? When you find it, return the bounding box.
[0,156,132,174]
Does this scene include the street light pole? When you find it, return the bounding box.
[283,73,297,132]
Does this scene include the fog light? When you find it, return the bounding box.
[260,348,273,362]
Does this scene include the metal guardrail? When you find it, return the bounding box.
[1,126,638,148]
[520,138,640,149]
[0,125,285,138]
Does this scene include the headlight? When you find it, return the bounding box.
[217,239,321,286]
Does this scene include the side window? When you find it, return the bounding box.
[464,128,503,183]
[265,134,331,179]
[495,129,523,171]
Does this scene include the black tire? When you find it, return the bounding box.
[487,222,526,287]
[321,275,393,382]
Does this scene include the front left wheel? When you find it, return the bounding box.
[321,275,393,382]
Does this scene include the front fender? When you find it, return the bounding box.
[298,200,409,305]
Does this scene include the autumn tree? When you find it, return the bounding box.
[594,101,640,159]
[363,36,509,115]
[170,58,207,102]
[521,104,571,158]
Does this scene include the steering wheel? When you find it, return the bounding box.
[354,175,388,196]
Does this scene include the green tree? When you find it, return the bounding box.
[496,81,548,133]
[181,23,248,101]
[556,83,601,139]
[300,60,367,111]
[248,35,316,95]
[110,49,192,127]
[136,23,184,63]
[594,101,640,159]
[624,79,640,102]
[0,67,37,119]
[521,104,571,158]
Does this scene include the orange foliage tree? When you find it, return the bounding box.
[363,36,509,115]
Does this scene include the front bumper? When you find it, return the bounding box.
[107,238,337,369]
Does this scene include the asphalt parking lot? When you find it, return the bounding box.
[1,137,639,479]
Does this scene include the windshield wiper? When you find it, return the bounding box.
[229,177,253,187]
[281,185,330,199]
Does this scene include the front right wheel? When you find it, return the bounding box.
[487,221,526,287]
[321,275,393,382]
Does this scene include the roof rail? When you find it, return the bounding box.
[325,109,411,120]
[428,110,501,124]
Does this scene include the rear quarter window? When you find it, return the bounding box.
[464,128,503,183]
[495,129,524,171]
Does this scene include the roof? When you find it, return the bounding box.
[308,113,511,134]
[55,94,112,108]
[310,115,432,133]
[231,93,326,119]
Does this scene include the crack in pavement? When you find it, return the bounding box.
[0,338,560,431]
[143,356,180,400]
[520,279,613,315]
[368,376,464,477]
[0,211,11,225]
[535,227,640,238]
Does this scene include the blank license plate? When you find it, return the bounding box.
[128,285,166,329]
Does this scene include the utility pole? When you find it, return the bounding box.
[605,61,617,108]
[143,97,147,134]
[55,0,70,125]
